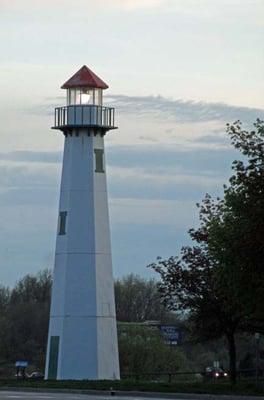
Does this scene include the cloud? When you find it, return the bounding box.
[29,95,264,125]
[109,168,225,202]
[0,126,240,286]
[0,151,62,164]
[190,132,230,146]
[109,95,264,123]
[0,142,235,174]
[0,188,57,207]
[0,164,59,190]
[0,141,235,207]
[106,144,236,175]
[110,197,197,226]
[114,0,168,9]
[0,0,169,13]
[1,91,260,286]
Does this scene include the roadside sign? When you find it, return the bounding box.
[159,325,182,345]
[213,361,220,368]
[15,361,28,367]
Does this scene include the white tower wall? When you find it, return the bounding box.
[45,129,120,380]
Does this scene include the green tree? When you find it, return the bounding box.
[148,210,243,383]
[0,286,11,360]
[118,323,187,376]
[208,119,264,330]
[149,120,264,383]
[115,274,171,323]
[7,269,52,367]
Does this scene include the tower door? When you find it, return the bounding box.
[48,336,60,379]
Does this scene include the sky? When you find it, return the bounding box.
[0,0,263,286]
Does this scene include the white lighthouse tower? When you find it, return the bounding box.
[45,66,120,380]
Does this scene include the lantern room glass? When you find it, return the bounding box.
[67,88,103,106]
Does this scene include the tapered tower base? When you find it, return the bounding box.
[46,316,119,380]
[45,129,120,380]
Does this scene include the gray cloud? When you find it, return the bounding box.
[190,133,230,146]
[0,151,62,164]
[109,175,224,202]
[108,95,264,123]
[0,143,235,206]
[2,165,57,184]
[0,131,240,286]
[111,221,192,279]
[0,188,57,206]
[28,94,264,124]
[106,144,236,176]
[0,143,236,177]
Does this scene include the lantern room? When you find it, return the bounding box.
[53,65,116,132]
[66,88,103,106]
[61,65,109,106]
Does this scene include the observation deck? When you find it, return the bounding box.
[53,105,116,132]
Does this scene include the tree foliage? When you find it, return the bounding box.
[118,323,187,376]
[210,120,264,329]
[149,120,264,383]
[0,271,180,375]
[0,270,52,369]
[115,274,171,323]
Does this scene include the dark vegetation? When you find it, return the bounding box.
[149,119,264,383]
[0,270,262,383]
[0,120,263,393]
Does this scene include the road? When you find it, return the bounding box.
[0,391,185,400]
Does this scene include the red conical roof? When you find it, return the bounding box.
[61,65,109,89]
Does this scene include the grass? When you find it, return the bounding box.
[0,378,263,396]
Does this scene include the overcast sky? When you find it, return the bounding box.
[0,0,263,286]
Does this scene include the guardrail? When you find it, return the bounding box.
[122,370,264,383]
[54,105,115,129]
[122,372,203,383]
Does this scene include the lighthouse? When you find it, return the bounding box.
[45,66,120,380]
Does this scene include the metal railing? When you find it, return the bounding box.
[122,372,202,383]
[122,370,264,383]
[54,105,115,129]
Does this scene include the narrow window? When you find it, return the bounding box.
[94,149,104,173]
[58,211,67,235]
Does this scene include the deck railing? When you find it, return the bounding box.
[54,105,115,129]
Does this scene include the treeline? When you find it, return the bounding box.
[0,269,260,379]
[0,272,185,375]
[0,270,51,368]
